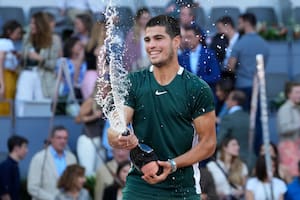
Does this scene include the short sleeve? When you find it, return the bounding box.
[0,39,14,51]
[246,178,256,192]
[229,40,240,59]
[125,73,136,109]
[190,78,215,119]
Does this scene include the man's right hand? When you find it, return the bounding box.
[107,127,138,150]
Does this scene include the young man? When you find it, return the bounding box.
[0,135,28,200]
[108,15,216,200]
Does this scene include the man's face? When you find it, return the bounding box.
[16,143,28,160]
[289,86,300,104]
[144,26,179,67]
[180,27,189,50]
[113,148,129,164]
[184,29,200,50]
[50,130,68,153]
[180,7,194,26]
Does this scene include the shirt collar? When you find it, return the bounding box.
[228,105,242,114]
[149,65,184,75]
[49,145,65,158]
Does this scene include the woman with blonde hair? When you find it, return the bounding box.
[81,20,106,100]
[56,164,91,200]
[123,7,151,72]
[15,11,61,116]
[207,136,248,200]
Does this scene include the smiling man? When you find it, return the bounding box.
[108,15,216,200]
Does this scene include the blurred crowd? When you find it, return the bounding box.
[0,0,300,199]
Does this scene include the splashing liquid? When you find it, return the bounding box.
[95,1,130,134]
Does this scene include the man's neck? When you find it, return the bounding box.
[153,63,180,86]
[9,153,19,162]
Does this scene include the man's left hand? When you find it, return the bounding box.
[142,160,172,184]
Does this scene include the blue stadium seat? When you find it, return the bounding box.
[0,117,13,153]
[293,7,300,24]
[292,41,300,77]
[209,7,240,29]
[246,7,278,26]
[0,6,26,27]
[149,6,166,17]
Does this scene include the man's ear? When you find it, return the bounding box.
[173,35,181,49]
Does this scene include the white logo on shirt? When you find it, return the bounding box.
[155,90,167,96]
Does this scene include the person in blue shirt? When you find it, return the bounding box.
[0,135,28,200]
[285,160,300,200]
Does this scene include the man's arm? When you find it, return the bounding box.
[227,57,237,72]
[27,153,54,200]
[174,111,216,168]
[107,106,138,150]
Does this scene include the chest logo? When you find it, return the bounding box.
[155,90,167,96]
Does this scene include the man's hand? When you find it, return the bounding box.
[142,160,172,184]
[107,127,138,150]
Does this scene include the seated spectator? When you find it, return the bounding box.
[123,8,151,72]
[81,20,106,100]
[94,148,130,200]
[0,135,28,200]
[207,136,248,200]
[75,91,105,176]
[102,160,131,200]
[15,12,61,117]
[245,155,287,200]
[285,160,300,200]
[215,78,234,126]
[59,36,87,102]
[27,126,77,199]
[218,90,256,170]
[55,164,91,200]
[277,82,300,179]
[165,0,195,19]
[72,14,93,46]
[178,24,221,90]
[0,20,24,115]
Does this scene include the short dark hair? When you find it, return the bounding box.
[217,15,235,28]
[63,36,80,57]
[1,20,23,38]
[135,7,150,21]
[240,13,257,27]
[7,135,28,153]
[50,125,68,138]
[145,15,180,38]
[230,90,246,106]
[284,81,300,98]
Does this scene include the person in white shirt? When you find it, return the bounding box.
[246,155,287,200]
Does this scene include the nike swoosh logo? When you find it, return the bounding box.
[155,90,167,95]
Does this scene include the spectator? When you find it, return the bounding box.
[72,14,93,46]
[15,12,61,117]
[218,90,256,170]
[285,160,300,200]
[215,78,234,126]
[165,0,195,19]
[215,16,240,71]
[55,164,91,200]
[94,148,129,200]
[59,36,86,102]
[81,20,106,100]
[123,8,151,72]
[0,20,24,115]
[227,12,269,111]
[207,136,248,200]
[178,24,221,89]
[245,155,287,200]
[27,126,77,200]
[102,160,131,200]
[45,11,63,57]
[75,91,105,176]
[0,135,28,200]
[179,4,196,27]
[277,81,300,180]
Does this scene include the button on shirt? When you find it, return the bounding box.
[49,146,67,176]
